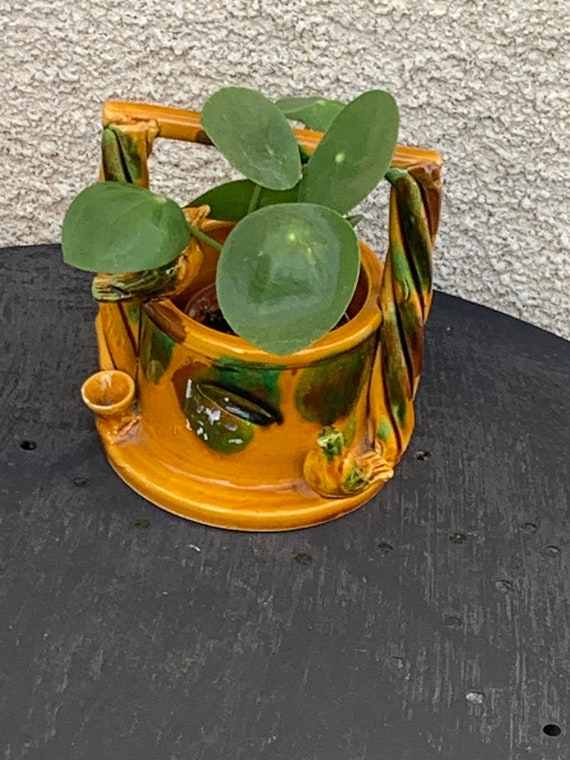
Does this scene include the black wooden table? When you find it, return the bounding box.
[1,245,569,760]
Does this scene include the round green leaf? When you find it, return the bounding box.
[276,96,345,132]
[201,87,302,191]
[62,182,190,274]
[298,90,399,214]
[216,203,360,355]
[187,179,299,221]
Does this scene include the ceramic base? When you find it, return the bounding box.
[101,432,384,531]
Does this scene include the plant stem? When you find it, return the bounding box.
[187,224,223,252]
[247,183,262,215]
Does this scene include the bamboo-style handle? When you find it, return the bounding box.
[101,100,442,173]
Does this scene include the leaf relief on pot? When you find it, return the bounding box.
[173,359,283,455]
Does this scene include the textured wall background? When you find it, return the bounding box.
[1,0,568,338]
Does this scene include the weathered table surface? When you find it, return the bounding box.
[1,245,569,760]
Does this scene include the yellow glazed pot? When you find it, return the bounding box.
[81,102,443,531]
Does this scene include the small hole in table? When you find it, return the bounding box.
[543,723,562,737]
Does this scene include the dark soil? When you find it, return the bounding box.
[199,308,236,335]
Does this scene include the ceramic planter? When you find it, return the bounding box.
[80,102,442,531]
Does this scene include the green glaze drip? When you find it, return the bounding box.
[124,302,141,325]
[343,464,372,493]
[400,211,432,292]
[296,340,373,425]
[382,345,409,425]
[343,417,357,447]
[389,241,415,300]
[317,426,345,461]
[376,419,393,443]
[379,302,409,427]
[396,297,424,381]
[139,314,176,384]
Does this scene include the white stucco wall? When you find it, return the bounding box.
[1,0,568,338]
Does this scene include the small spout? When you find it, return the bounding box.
[81,370,138,441]
[81,370,134,415]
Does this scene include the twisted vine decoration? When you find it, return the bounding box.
[372,160,443,466]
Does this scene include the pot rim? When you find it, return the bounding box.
[145,234,383,367]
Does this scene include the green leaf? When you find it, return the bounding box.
[62,182,190,274]
[187,179,299,221]
[276,96,345,132]
[216,203,360,355]
[201,87,302,191]
[298,90,399,214]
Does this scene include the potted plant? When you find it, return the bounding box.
[62,87,442,531]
